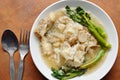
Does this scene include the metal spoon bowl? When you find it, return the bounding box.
[1,29,18,80]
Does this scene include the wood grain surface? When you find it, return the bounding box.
[0,0,119,80]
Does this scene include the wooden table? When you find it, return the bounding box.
[0,0,119,80]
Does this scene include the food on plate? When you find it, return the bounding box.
[34,6,111,80]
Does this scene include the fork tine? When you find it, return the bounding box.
[24,30,29,45]
[27,30,30,44]
[20,29,27,44]
[20,29,23,44]
[24,30,27,44]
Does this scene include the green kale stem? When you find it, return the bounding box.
[80,48,105,69]
[90,20,107,38]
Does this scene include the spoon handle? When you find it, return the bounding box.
[10,54,15,80]
[18,59,23,80]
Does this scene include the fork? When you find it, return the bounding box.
[18,30,29,80]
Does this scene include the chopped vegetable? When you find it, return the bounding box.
[65,6,111,48]
[51,68,87,80]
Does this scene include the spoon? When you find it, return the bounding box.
[1,29,18,80]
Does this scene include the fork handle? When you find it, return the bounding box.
[10,54,15,80]
[18,60,23,80]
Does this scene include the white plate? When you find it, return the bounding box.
[30,0,118,80]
